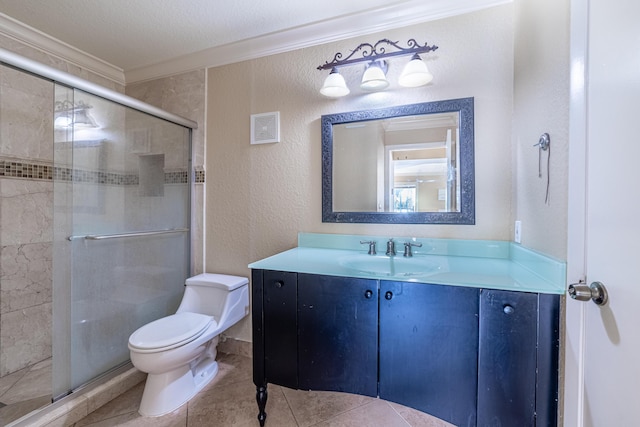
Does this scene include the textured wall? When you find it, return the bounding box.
[513,0,570,260]
[206,5,515,342]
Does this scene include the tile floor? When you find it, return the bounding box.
[73,352,454,427]
[0,352,454,426]
[0,358,52,426]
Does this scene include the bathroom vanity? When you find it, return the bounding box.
[249,234,565,427]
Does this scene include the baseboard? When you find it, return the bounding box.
[218,335,252,358]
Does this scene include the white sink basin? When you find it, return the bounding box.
[339,255,440,277]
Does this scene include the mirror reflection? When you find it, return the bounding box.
[333,111,460,213]
[322,98,474,224]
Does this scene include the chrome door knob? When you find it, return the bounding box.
[568,281,608,306]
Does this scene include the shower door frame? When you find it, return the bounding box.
[0,47,198,404]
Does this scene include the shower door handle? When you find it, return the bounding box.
[67,228,189,241]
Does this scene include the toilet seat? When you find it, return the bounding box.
[128,312,215,353]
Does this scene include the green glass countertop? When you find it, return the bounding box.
[248,233,566,295]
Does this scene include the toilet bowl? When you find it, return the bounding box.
[128,273,249,417]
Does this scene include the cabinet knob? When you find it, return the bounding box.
[364,290,373,299]
[503,304,514,314]
[275,281,284,288]
[385,291,393,300]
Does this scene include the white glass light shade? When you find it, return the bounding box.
[399,54,433,88]
[72,108,99,128]
[320,68,350,98]
[54,114,72,128]
[360,61,389,91]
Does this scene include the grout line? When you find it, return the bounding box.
[279,385,302,427]
[385,400,413,427]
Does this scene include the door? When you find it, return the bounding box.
[565,0,640,425]
[52,87,191,396]
[477,290,537,427]
[379,281,479,427]
[298,274,378,396]
[262,270,298,389]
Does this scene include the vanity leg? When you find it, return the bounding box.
[256,385,268,426]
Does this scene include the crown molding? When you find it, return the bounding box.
[0,13,125,85]
[125,0,510,84]
[0,0,510,86]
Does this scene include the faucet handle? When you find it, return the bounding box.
[403,241,423,257]
[385,238,396,256]
[360,240,377,255]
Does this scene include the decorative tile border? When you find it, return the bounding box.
[0,158,205,184]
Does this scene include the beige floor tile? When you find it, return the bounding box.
[187,378,297,427]
[0,395,50,425]
[70,352,454,427]
[1,358,52,404]
[73,408,187,427]
[208,353,253,389]
[281,388,374,427]
[314,399,410,427]
[75,382,145,426]
[74,379,188,427]
[387,401,455,427]
[0,368,25,399]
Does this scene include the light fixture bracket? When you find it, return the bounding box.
[317,38,438,71]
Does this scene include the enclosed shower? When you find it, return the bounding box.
[0,49,196,424]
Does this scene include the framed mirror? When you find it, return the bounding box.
[322,97,474,224]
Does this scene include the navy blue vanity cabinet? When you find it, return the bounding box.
[379,280,480,427]
[252,269,560,427]
[298,274,378,396]
[253,270,298,390]
[477,290,560,427]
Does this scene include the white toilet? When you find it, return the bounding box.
[128,273,249,416]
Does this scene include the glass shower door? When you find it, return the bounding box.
[53,86,191,397]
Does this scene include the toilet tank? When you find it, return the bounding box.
[176,273,248,319]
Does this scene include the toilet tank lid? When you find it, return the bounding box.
[185,273,248,290]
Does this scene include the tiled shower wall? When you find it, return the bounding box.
[0,37,205,381]
[0,65,55,376]
[126,70,206,275]
[0,30,126,379]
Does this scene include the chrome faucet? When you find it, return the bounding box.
[385,238,396,256]
[403,241,423,257]
[360,240,377,255]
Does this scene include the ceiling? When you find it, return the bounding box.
[0,0,509,84]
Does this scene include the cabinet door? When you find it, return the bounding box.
[477,289,537,427]
[379,281,479,427]
[263,270,298,389]
[298,274,378,397]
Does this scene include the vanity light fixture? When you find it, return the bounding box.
[360,60,389,91]
[319,67,350,97]
[317,38,438,98]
